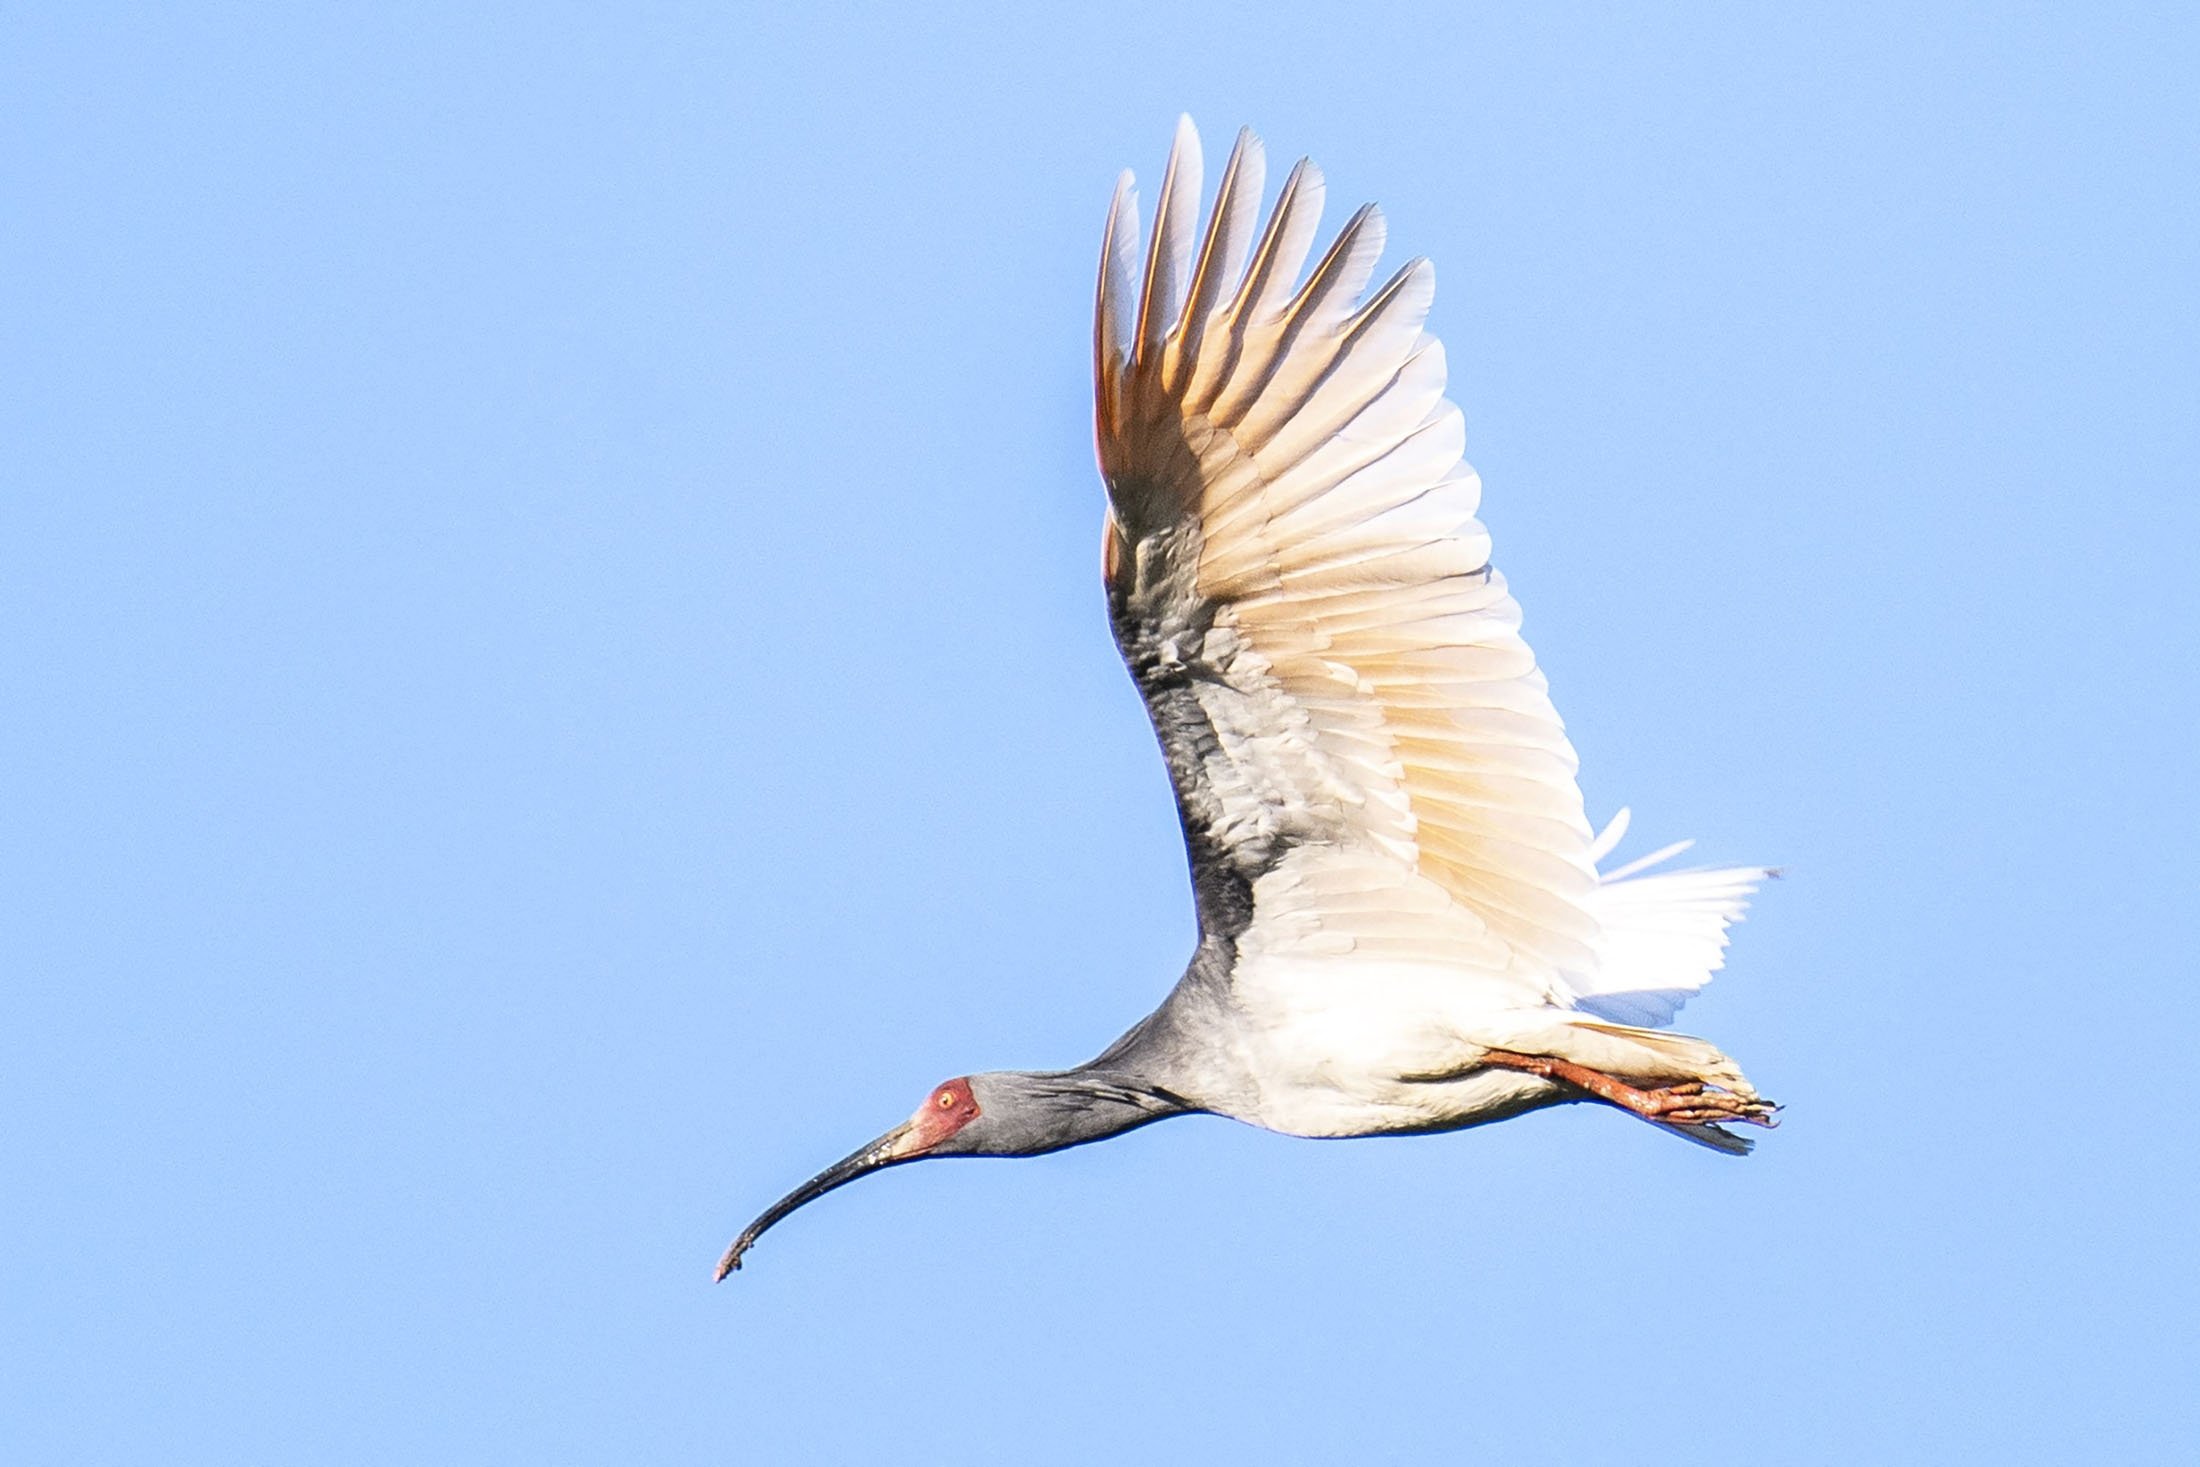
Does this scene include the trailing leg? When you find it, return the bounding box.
[1479,1048,1779,1129]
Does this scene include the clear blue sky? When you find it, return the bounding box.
[7,4,2196,1462]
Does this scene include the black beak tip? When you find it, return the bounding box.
[713,1124,913,1287]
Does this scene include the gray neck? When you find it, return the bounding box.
[958,940,1250,1158]
[955,1064,1192,1157]
[1083,939,1252,1114]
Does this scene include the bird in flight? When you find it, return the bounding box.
[718,118,1774,1279]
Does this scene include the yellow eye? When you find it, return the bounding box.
[937,1092,957,1109]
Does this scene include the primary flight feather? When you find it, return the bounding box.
[718,119,1774,1279]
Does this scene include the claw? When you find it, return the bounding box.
[1656,1091,1780,1128]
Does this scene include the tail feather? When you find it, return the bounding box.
[1657,1121,1755,1156]
[1566,1018,1763,1098]
[1572,807,1769,1028]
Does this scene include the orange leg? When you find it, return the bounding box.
[1480,1049,1778,1128]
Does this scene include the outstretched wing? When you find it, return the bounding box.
[1095,118,1601,992]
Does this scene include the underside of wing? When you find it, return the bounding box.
[1094,118,1600,987]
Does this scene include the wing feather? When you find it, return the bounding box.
[1095,121,1601,988]
[1135,116,1201,368]
[1168,127,1265,393]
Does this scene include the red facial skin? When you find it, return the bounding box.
[903,1077,981,1154]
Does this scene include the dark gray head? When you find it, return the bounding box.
[714,1068,1184,1278]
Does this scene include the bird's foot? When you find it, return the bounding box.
[1480,1050,1780,1130]
[1632,1081,1780,1128]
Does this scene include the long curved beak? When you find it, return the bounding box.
[714,1120,919,1280]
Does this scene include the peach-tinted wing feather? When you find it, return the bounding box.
[1095,119,1600,992]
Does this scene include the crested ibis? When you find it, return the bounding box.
[717,119,1776,1279]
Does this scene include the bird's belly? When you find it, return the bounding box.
[1233,1063,1565,1139]
[1210,959,1571,1138]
